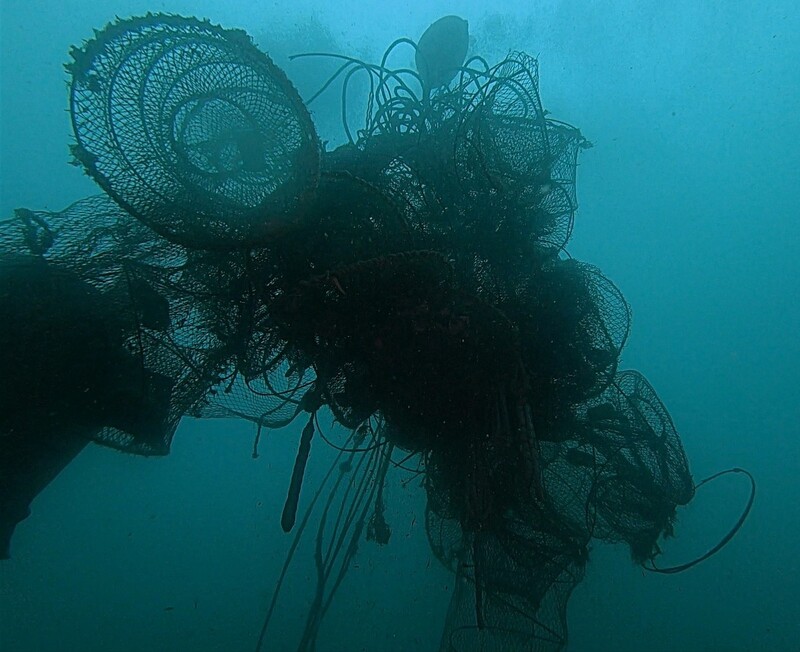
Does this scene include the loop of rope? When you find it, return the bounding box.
[644,467,755,574]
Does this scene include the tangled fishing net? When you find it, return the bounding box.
[1,13,753,650]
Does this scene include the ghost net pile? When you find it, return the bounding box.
[271,45,696,650]
[1,14,697,651]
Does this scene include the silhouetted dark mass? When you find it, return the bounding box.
[0,13,752,651]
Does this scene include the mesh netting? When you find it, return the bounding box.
[1,14,702,651]
[67,14,320,249]
[0,195,207,455]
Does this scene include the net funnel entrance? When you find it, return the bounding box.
[67,14,321,250]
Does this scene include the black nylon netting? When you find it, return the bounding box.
[67,14,320,250]
[0,195,211,455]
[2,15,699,652]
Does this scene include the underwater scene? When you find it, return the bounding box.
[1,1,798,650]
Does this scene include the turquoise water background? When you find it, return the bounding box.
[1,1,798,650]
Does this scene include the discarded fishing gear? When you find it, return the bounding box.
[0,13,754,652]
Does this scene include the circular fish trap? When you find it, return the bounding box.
[68,13,320,249]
